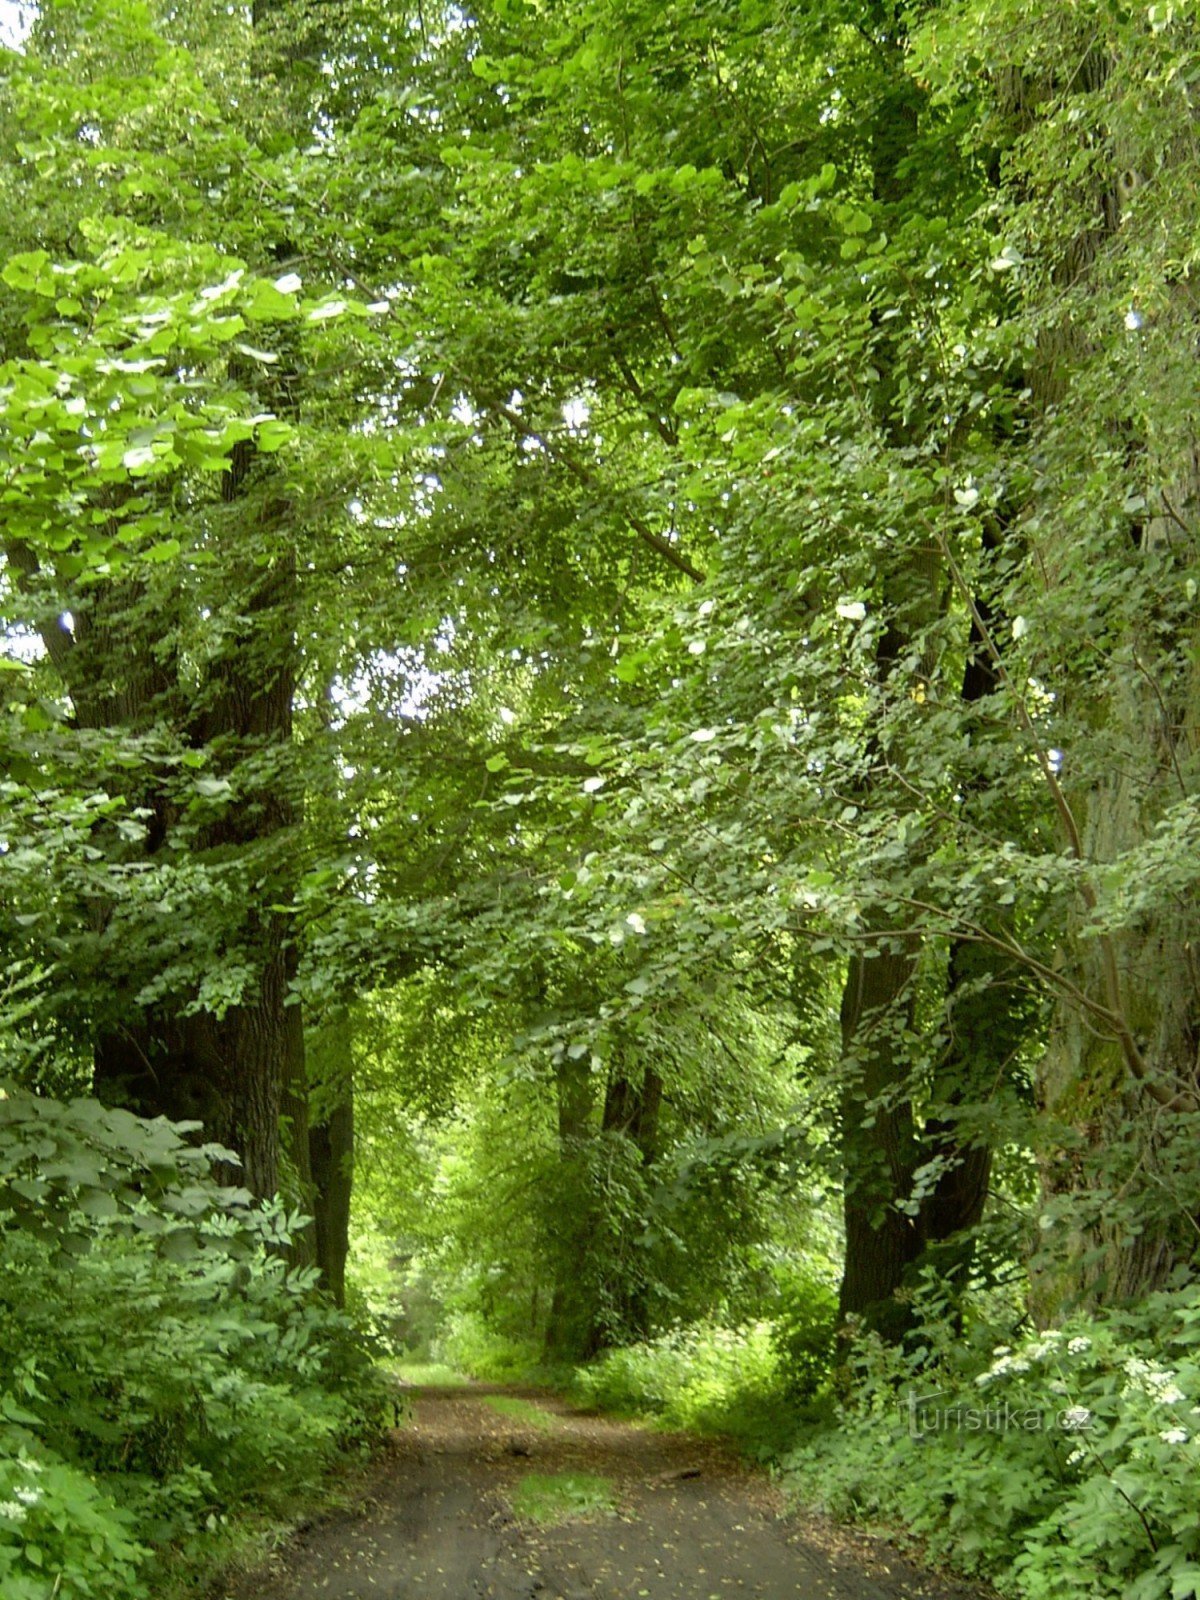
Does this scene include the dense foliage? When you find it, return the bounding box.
[2,0,1199,1593]
[0,1089,382,1598]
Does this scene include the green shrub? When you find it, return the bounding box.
[435,1310,548,1383]
[0,1087,384,1598]
[572,1320,799,1455]
[770,1267,839,1400]
[783,1279,1200,1599]
[0,1440,147,1600]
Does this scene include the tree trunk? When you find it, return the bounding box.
[1010,33,1200,1317]
[601,1064,663,1164]
[915,565,1028,1294]
[837,942,922,1332]
[307,1008,356,1304]
[543,1050,595,1361]
[1035,597,1200,1312]
[833,41,939,1334]
[309,1097,354,1305]
[600,1063,662,1340]
[81,441,312,1236]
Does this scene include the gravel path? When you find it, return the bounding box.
[220,1383,993,1600]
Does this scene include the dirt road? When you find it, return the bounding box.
[223,1382,988,1600]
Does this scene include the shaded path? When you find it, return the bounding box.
[222,1383,990,1600]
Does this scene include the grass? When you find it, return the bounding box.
[567,1321,813,1461]
[388,1359,473,1388]
[481,1394,560,1429]
[510,1471,616,1524]
[154,1442,382,1600]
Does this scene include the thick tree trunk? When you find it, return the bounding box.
[543,1051,595,1360]
[915,572,1027,1291]
[543,1052,664,1358]
[1035,593,1200,1312]
[601,1065,663,1164]
[838,555,1024,1327]
[833,42,937,1334]
[309,1097,354,1305]
[1013,36,1200,1317]
[307,1008,355,1304]
[837,943,922,1331]
[600,1064,663,1340]
[94,971,288,1200]
[80,446,312,1235]
[915,935,1010,1292]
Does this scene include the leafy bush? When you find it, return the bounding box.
[783,1279,1200,1599]
[0,1441,147,1600]
[770,1266,839,1400]
[435,1309,549,1383]
[0,1086,383,1598]
[572,1320,799,1455]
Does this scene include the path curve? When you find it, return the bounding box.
[221,1383,990,1600]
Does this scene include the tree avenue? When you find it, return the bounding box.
[1,2,1199,1598]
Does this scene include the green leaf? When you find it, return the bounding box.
[255,419,291,452]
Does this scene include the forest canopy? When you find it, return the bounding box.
[2,1,1199,1597]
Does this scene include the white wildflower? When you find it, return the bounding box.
[1160,1428,1189,1444]
[0,1501,28,1522]
[1067,1447,1086,1466]
[835,599,867,622]
[12,1485,40,1507]
[1123,1358,1181,1399]
[1067,1337,1091,1355]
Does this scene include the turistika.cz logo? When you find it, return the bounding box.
[905,1390,1093,1437]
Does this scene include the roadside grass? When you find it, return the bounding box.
[482,1394,560,1429]
[568,1322,815,1461]
[154,1448,381,1600]
[510,1471,616,1524]
[389,1359,473,1388]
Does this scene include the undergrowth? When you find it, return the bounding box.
[783,1277,1200,1600]
[569,1320,812,1458]
[0,1089,387,1600]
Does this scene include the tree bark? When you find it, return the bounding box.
[543,1050,595,1361]
[837,942,922,1331]
[1008,30,1200,1316]
[307,1007,356,1304]
[915,564,1028,1292]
